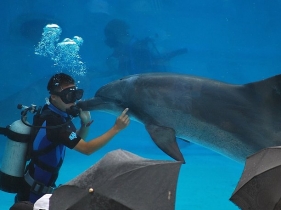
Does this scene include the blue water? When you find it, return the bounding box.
[1,0,281,209]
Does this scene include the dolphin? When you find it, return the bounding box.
[77,73,281,163]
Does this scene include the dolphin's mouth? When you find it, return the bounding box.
[76,97,105,111]
[97,95,124,106]
[76,96,124,111]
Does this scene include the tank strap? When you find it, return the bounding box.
[24,171,55,195]
[30,157,63,174]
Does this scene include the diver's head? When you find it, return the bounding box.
[47,73,83,112]
[104,19,130,48]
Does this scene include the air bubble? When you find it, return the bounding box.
[35,24,86,76]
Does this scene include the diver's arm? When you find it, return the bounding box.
[74,108,130,155]
[159,48,188,61]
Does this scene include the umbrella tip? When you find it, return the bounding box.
[89,188,94,193]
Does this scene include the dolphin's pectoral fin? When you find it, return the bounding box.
[145,124,185,163]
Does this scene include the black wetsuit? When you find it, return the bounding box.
[16,103,81,203]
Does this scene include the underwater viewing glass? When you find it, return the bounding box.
[52,86,84,104]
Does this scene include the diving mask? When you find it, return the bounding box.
[51,86,84,104]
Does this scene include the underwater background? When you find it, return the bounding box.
[0,0,281,209]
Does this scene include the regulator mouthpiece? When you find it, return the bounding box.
[66,105,80,117]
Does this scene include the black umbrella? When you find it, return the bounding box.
[230,146,281,210]
[50,149,182,210]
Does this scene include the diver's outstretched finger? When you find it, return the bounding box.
[120,108,129,117]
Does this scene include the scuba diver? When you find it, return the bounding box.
[8,73,130,205]
[103,18,188,77]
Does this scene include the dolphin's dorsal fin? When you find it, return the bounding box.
[243,74,281,111]
[244,74,281,92]
[145,124,185,163]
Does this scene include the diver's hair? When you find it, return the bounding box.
[47,73,75,92]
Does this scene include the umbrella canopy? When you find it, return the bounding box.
[230,146,281,210]
[50,149,182,210]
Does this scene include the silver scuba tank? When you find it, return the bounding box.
[0,119,31,193]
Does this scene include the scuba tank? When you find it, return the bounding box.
[0,119,31,193]
[0,103,79,193]
[0,104,37,193]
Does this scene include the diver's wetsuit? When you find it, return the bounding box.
[16,103,81,203]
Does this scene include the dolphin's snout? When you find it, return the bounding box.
[76,97,105,111]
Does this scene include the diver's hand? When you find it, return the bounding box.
[113,108,130,131]
[79,110,91,124]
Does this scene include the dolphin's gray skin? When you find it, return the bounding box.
[77,73,281,163]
